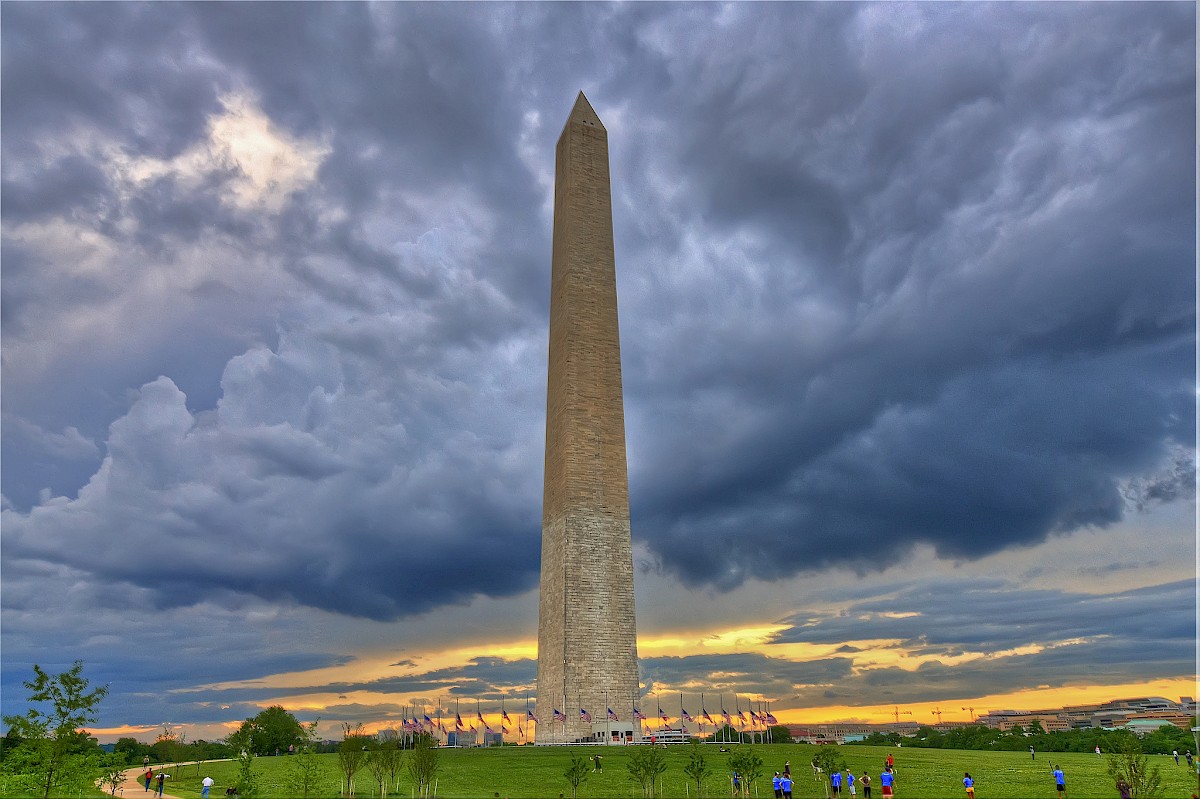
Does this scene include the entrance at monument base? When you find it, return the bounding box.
[588,721,638,744]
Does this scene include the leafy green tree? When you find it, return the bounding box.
[233,705,305,756]
[227,726,258,797]
[285,720,326,798]
[1107,735,1163,798]
[683,741,712,796]
[563,754,590,798]
[728,748,763,798]
[406,732,439,798]
[112,736,149,765]
[365,738,403,797]
[1,660,109,799]
[627,744,668,797]
[97,752,128,795]
[338,722,371,796]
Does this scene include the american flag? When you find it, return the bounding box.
[722,709,733,725]
[682,708,694,723]
[477,712,486,727]
[455,713,464,730]
[553,708,567,722]
[738,710,747,722]
[527,710,539,723]
[580,708,592,723]
[766,712,778,725]
[703,710,714,724]
[502,710,512,724]
[607,708,619,721]
[423,714,434,728]
[659,707,670,723]
[634,707,647,721]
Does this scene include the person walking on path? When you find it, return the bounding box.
[144,768,154,792]
[880,767,895,797]
[963,772,974,798]
[156,772,169,798]
[861,772,872,799]
[1052,765,1066,799]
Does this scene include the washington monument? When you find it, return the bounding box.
[534,92,640,744]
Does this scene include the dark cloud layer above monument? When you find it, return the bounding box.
[1,2,1194,732]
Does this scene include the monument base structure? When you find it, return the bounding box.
[533,92,641,744]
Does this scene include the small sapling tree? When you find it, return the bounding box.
[2,660,109,799]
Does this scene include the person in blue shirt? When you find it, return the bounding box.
[1051,765,1065,799]
[846,769,856,796]
[962,772,974,798]
[779,773,793,799]
[831,768,843,796]
[772,772,782,798]
[880,766,895,797]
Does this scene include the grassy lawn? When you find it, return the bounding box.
[151,744,1200,799]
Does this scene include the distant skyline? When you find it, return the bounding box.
[1,3,1194,744]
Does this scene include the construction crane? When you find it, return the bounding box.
[932,707,944,724]
[961,706,976,722]
[892,707,913,724]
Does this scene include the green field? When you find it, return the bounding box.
[149,744,1200,799]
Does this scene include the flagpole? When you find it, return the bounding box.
[605,689,611,745]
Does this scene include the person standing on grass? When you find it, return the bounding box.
[861,772,872,799]
[1030,745,1036,760]
[963,772,974,798]
[780,772,793,799]
[772,772,782,798]
[847,769,856,797]
[880,766,895,797]
[831,768,843,796]
[202,775,214,798]
[1052,765,1066,799]
[1115,776,1131,799]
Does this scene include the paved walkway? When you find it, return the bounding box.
[117,761,226,799]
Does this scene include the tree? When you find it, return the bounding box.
[152,725,187,765]
[338,722,371,796]
[285,720,326,799]
[627,744,667,797]
[563,754,590,798]
[233,706,305,756]
[1107,736,1163,798]
[683,741,712,797]
[728,748,764,798]
[112,736,149,765]
[407,732,439,798]
[2,660,109,799]
[227,726,258,798]
[95,752,129,796]
[366,738,403,798]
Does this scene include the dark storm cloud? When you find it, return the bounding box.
[0,0,1194,728]
[615,2,1195,588]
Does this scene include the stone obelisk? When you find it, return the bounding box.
[535,92,640,744]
